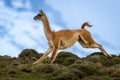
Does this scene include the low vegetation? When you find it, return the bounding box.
[0,49,120,80]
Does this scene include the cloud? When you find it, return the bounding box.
[11,0,31,10]
[0,0,46,57]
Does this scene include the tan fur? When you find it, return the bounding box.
[33,10,112,64]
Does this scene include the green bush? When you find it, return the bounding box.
[53,72,78,80]
[19,49,39,59]
[18,49,40,64]
[99,64,120,77]
[86,55,101,63]
[98,56,120,67]
[63,57,78,66]
[69,62,98,76]
[18,64,32,73]
[83,75,114,80]
[85,52,120,67]
[70,69,85,79]
[55,51,79,64]
[32,64,56,73]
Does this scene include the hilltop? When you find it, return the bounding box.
[0,49,120,80]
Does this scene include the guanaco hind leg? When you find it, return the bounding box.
[78,31,112,57]
[97,44,112,57]
[89,43,112,57]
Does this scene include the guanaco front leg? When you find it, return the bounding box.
[33,48,52,65]
[50,47,58,64]
[50,40,60,64]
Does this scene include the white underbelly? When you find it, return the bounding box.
[59,36,78,49]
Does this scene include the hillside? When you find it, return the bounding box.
[0,49,120,80]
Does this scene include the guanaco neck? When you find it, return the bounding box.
[41,14,53,41]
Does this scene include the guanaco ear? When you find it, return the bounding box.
[39,10,44,14]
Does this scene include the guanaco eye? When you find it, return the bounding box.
[38,14,42,16]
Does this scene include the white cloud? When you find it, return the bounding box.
[0,36,20,57]
[11,0,23,8]
[0,1,45,56]
[0,0,4,7]
[11,0,31,10]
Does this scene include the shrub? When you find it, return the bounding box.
[32,64,56,73]
[74,59,82,64]
[18,49,40,64]
[55,51,79,64]
[86,54,101,63]
[53,72,78,80]
[63,57,78,66]
[87,52,104,57]
[70,69,85,79]
[19,49,39,59]
[99,64,120,77]
[69,62,98,76]
[99,56,120,67]
[0,55,12,62]
[18,64,32,73]
[83,75,114,80]
[52,65,66,76]
[86,52,120,67]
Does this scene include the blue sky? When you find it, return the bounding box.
[0,0,120,57]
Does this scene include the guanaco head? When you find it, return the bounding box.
[34,10,45,20]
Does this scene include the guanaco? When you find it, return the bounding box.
[33,10,112,64]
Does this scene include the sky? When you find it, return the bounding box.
[0,0,120,57]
